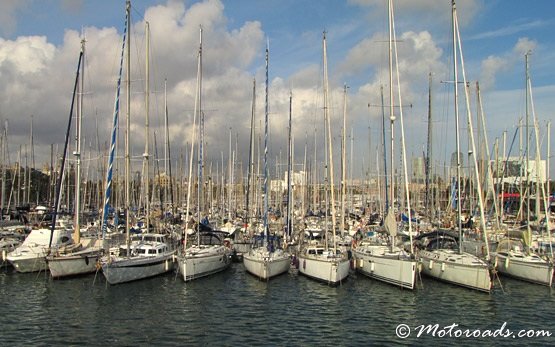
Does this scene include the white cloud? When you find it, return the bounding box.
[0,0,31,36]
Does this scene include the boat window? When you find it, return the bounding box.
[317,249,323,255]
[148,249,156,254]
[61,236,70,243]
[137,249,146,254]
[308,249,316,255]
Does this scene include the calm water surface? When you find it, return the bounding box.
[1,264,554,346]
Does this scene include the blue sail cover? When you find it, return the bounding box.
[101,11,127,238]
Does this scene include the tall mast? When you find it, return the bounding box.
[452,0,463,252]
[184,26,202,243]
[144,21,150,232]
[245,78,256,235]
[49,48,83,249]
[388,0,395,211]
[74,38,85,244]
[263,39,270,244]
[340,84,348,238]
[197,26,204,246]
[125,0,131,255]
[322,31,337,251]
[425,72,433,217]
[286,91,293,243]
[391,0,413,252]
[454,0,490,259]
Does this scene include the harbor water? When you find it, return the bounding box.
[1,263,554,346]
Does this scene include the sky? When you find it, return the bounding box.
[0,0,554,184]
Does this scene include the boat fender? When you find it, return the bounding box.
[429,260,433,270]
[505,256,509,269]
[370,261,375,272]
[2,250,6,262]
[441,262,445,272]
[85,256,89,266]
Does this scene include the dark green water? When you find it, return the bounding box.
[1,264,554,346]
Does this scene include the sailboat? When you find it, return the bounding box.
[177,27,232,282]
[100,3,176,284]
[493,54,554,286]
[47,38,104,278]
[351,0,417,289]
[7,37,83,274]
[243,41,291,280]
[417,0,492,292]
[297,32,350,285]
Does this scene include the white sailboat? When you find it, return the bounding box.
[47,38,103,278]
[9,35,85,274]
[494,232,553,286]
[177,27,232,282]
[7,222,73,273]
[100,3,176,284]
[297,32,349,285]
[494,54,554,286]
[418,0,492,293]
[102,233,175,284]
[352,1,416,289]
[243,41,291,280]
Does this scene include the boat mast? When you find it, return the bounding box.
[49,48,83,249]
[245,78,256,236]
[100,2,127,240]
[73,38,85,244]
[322,31,338,252]
[391,0,413,252]
[144,21,150,232]
[184,26,201,246]
[341,84,348,238]
[197,27,204,246]
[166,81,175,216]
[286,91,293,244]
[263,39,270,246]
[125,0,131,256]
[454,0,490,259]
[425,72,432,217]
[452,0,463,253]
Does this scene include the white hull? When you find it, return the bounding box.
[178,245,231,281]
[243,247,290,280]
[102,252,175,285]
[7,250,48,273]
[495,253,554,286]
[298,255,350,285]
[353,245,417,289]
[47,248,103,278]
[419,249,491,292]
[7,228,74,273]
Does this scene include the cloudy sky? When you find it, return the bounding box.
[0,0,554,182]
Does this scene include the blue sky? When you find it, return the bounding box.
[0,0,554,179]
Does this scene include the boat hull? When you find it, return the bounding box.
[419,249,491,292]
[102,253,175,285]
[178,249,231,281]
[298,255,350,285]
[243,248,290,280]
[495,253,554,286]
[353,248,417,289]
[47,248,103,278]
[7,251,48,273]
